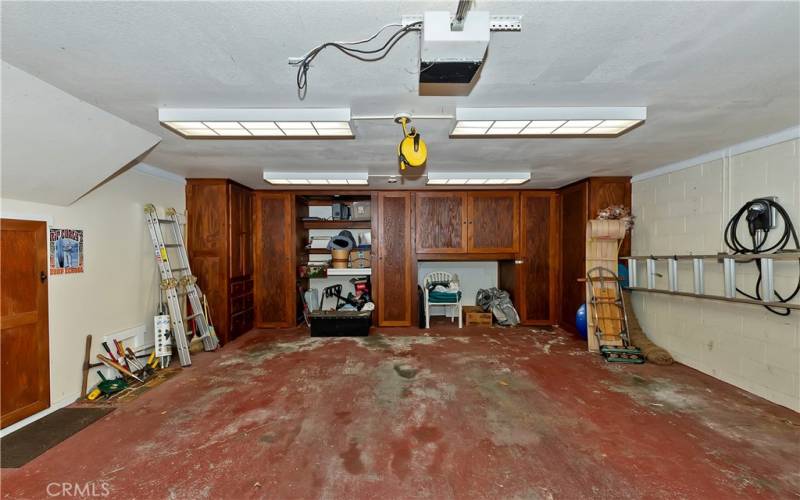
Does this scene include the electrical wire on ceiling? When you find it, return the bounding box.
[292,21,422,97]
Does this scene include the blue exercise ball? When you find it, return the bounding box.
[576,304,588,339]
[617,263,630,288]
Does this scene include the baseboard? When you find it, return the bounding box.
[0,392,81,438]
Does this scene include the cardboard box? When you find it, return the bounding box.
[463,306,492,326]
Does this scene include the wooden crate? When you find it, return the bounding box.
[463,306,492,326]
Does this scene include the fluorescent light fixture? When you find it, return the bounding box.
[427,172,531,185]
[159,108,354,139]
[451,107,646,137]
[263,171,369,186]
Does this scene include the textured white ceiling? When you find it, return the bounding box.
[2,1,798,189]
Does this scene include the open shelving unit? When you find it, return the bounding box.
[295,193,374,317]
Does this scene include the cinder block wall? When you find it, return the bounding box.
[631,138,800,411]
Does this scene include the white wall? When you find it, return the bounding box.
[418,261,498,313]
[631,138,800,411]
[1,166,185,421]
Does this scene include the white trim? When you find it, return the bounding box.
[0,392,81,438]
[632,125,800,182]
[132,163,186,185]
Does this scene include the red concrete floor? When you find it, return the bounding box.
[2,323,799,499]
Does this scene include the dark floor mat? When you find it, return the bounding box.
[1,407,114,468]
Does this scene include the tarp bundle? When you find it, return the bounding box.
[476,288,520,326]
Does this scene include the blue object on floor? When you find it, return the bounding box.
[576,304,588,339]
[618,263,630,288]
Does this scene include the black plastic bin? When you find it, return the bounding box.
[309,310,372,337]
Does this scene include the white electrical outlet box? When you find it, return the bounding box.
[154,315,171,357]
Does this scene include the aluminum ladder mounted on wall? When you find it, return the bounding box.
[623,252,800,311]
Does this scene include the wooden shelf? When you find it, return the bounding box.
[305,248,331,254]
[303,220,371,229]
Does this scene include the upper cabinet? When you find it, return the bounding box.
[415,192,519,255]
[415,192,467,253]
[229,182,253,279]
[467,192,519,253]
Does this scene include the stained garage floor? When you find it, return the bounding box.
[2,325,799,499]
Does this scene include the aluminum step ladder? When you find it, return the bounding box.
[144,205,219,367]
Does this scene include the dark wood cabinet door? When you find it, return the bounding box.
[229,183,253,279]
[467,192,519,253]
[415,192,467,253]
[518,193,559,324]
[377,192,413,326]
[253,192,294,327]
[559,181,589,332]
[187,181,230,343]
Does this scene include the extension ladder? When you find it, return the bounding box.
[623,252,800,311]
[144,205,219,367]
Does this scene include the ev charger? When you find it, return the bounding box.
[419,11,490,96]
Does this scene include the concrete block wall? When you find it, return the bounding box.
[631,138,800,411]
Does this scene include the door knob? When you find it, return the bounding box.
[40,271,47,283]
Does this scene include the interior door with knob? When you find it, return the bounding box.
[1,219,50,428]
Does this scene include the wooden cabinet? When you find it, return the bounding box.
[376,192,414,326]
[467,192,519,253]
[186,179,254,344]
[253,192,296,328]
[415,192,519,255]
[229,183,253,279]
[415,192,467,253]
[558,177,630,332]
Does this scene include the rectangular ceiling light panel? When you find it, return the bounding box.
[263,171,369,186]
[451,107,646,137]
[159,108,353,138]
[427,172,530,185]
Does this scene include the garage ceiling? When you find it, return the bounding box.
[2,1,798,189]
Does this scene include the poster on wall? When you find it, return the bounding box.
[49,228,84,275]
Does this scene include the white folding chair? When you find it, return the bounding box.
[422,271,463,329]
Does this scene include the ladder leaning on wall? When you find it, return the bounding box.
[144,204,219,367]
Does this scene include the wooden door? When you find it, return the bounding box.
[377,192,414,326]
[559,181,589,332]
[517,193,559,324]
[1,219,50,428]
[415,192,467,253]
[229,183,253,279]
[467,192,520,253]
[253,192,295,327]
[186,180,231,343]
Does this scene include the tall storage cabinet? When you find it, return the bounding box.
[186,179,254,345]
[376,192,415,326]
[497,192,559,325]
[558,177,631,332]
[253,192,297,328]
